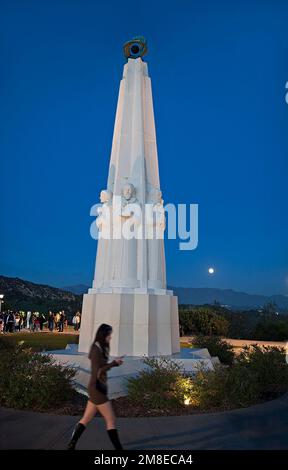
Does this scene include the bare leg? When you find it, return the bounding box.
[97,401,116,430]
[79,400,98,426]
[97,401,123,449]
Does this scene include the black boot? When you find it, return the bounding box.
[67,422,86,450]
[107,428,123,450]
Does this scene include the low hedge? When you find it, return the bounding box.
[127,344,288,412]
[0,342,76,411]
[192,334,235,365]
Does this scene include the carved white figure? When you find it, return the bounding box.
[94,189,112,287]
[121,183,141,238]
[147,188,166,289]
[100,189,112,204]
[122,183,138,205]
[96,190,112,236]
[148,188,165,236]
[109,183,140,286]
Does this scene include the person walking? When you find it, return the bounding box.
[19,313,24,330]
[34,315,40,332]
[15,314,21,332]
[3,311,8,332]
[48,312,54,332]
[0,312,4,333]
[58,311,64,332]
[26,311,31,330]
[72,312,81,331]
[6,311,15,333]
[77,312,81,330]
[39,313,46,331]
[54,312,59,330]
[67,324,124,450]
[29,313,34,332]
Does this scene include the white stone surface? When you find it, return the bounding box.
[79,292,180,356]
[79,56,180,357]
[91,57,167,292]
[50,346,215,399]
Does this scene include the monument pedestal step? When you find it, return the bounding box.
[50,346,216,399]
[78,291,180,357]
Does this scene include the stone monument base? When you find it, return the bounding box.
[49,344,217,399]
[78,291,180,356]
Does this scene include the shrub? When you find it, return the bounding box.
[0,342,76,411]
[127,346,288,414]
[179,307,229,336]
[190,365,258,410]
[0,336,15,351]
[193,334,235,365]
[191,345,288,410]
[191,362,265,410]
[252,319,288,341]
[236,345,288,400]
[127,357,193,410]
[179,304,288,341]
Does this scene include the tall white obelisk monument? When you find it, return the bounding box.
[79,37,180,356]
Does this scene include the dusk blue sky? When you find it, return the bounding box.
[1,0,287,295]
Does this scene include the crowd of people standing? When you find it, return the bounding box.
[0,310,81,333]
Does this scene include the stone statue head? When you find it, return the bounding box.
[149,188,162,204]
[100,189,112,204]
[122,183,136,201]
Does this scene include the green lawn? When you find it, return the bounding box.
[180,341,193,348]
[0,332,79,352]
[1,335,189,353]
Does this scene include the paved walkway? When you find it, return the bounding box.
[1,393,288,450]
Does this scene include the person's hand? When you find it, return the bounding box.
[114,357,124,365]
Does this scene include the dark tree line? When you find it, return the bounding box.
[179,304,288,341]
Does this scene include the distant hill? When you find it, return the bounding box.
[0,275,82,316]
[1,275,288,314]
[63,283,288,311]
[62,284,89,295]
[171,287,288,311]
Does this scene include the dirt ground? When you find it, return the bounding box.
[181,336,287,351]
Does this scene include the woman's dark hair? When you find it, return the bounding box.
[90,323,112,357]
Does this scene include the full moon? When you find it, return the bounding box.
[208,267,215,274]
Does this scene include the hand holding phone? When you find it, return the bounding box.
[115,356,124,365]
